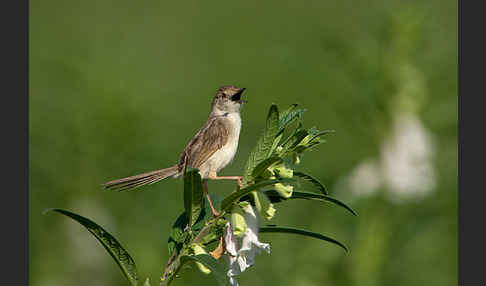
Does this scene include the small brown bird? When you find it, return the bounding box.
[103,86,247,216]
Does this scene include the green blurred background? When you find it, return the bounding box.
[29,0,457,285]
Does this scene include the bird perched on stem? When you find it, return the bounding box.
[103,86,247,216]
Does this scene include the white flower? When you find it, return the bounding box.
[238,203,270,264]
[224,204,270,286]
[381,114,436,201]
[347,159,382,197]
[344,113,436,203]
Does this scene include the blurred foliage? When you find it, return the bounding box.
[29,0,457,286]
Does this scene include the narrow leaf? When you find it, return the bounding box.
[292,129,334,154]
[221,178,293,212]
[264,190,357,216]
[282,129,309,151]
[242,104,279,185]
[278,104,298,121]
[293,171,328,195]
[306,129,335,142]
[278,107,306,134]
[269,133,283,156]
[293,141,324,154]
[45,209,138,286]
[279,121,303,148]
[260,225,348,252]
[180,254,228,286]
[184,168,204,228]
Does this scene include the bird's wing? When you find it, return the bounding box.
[178,115,229,172]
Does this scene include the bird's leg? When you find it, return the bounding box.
[202,179,219,217]
[208,172,243,188]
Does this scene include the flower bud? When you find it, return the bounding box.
[274,165,293,179]
[299,134,313,146]
[230,204,247,238]
[201,232,218,244]
[261,169,274,180]
[274,183,294,198]
[252,192,276,220]
[216,218,228,227]
[190,243,211,274]
[299,132,321,147]
[293,153,301,164]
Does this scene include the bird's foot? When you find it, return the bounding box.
[210,206,220,217]
[206,194,220,217]
[236,176,243,188]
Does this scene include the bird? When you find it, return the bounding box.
[103,85,247,216]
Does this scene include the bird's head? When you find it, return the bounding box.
[211,85,247,114]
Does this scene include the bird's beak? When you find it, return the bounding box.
[232,88,247,103]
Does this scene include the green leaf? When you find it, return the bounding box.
[278,121,303,148]
[259,225,348,252]
[293,142,323,154]
[221,178,293,212]
[269,133,283,156]
[292,129,335,154]
[293,171,328,195]
[282,129,309,152]
[184,168,205,228]
[242,104,279,185]
[167,212,189,257]
[278,106,306,135]
[306,129,335,142]
[279,104,298,121]
[250,156,283,180]
[180,254,228,286]
[264,190,357,216]
[45,208,138,286]
[168,202,210,256]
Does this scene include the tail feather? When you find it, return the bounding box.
[103,165,179,191]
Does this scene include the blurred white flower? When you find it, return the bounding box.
[381,114,436,201]
[346,113,436,203]
[224,203,270,286]
[347,159,382,197]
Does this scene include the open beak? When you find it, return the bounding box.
[231,88,247,103]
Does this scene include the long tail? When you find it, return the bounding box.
[103,165,179,191]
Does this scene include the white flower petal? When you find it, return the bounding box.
[226,251,250,274]
[225,205,271,286]
[238,205,271,267]
[224,222,238,257]
[236,255,249,272]
[241,201,258,232]
[226,254,241,276]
